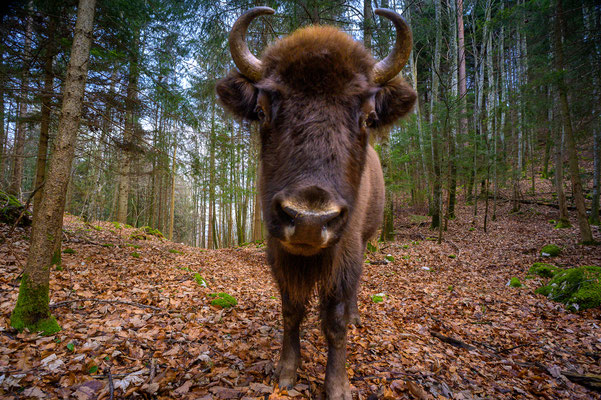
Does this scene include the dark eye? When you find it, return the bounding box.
[366,111,377,128]
[255,106,265,121]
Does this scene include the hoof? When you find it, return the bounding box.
[325,387,352,400]
[276,361,298,389]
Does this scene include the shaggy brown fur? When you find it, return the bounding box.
[261,26,374,96]
[217,23,416,400]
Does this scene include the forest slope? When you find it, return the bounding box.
[1,202,600,399]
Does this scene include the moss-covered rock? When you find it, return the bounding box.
[535,266,601,311]
[529,262,558,278]
[194,273,207,287]
[140,226,164,238]
[0,190,32,227]
[509,277,523,288]
[554,220,571,229]
[541,244,561,257]
[129,233,147,240]
[209,292,237,308]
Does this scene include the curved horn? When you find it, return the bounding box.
[372,8,413,85]
[229,6,274,81]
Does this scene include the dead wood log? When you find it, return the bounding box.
[562,371,601,393]
[430,330,475,351]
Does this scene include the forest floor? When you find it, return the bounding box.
[1,198,601,399]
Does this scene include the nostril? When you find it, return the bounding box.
[326,206,347,227]
[276,201,296,225]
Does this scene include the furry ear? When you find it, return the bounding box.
[373,76,417,128]
[216,70,259,121]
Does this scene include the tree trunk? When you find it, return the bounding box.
[592,128,601,225]
[553,0,593,243]
[116,31,140,224]
[0,51,6,185]
[447,0,458,219]
[10,0,96,334]
[9,7,33,199]
[430,0,442,229]
[363,0,373,50]
[33,16,57,220]
[207,101,216,249]
[168,137,177,240]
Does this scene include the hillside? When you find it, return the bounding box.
[1,202,600,399]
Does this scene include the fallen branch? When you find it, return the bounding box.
[430,330,475,351]
[562,371,601,393]
[50,298,163,311]
[492,196,577,210]
[107,367,114,400]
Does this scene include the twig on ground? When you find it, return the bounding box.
[497,342,535,354]
[50,298,163,312]
[220,377,234,387]
[107,367,114,400]
[430,330,476,351]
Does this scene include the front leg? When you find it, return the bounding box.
[277,292,306,388]
[346,278,362,327]
[321,295,351,400]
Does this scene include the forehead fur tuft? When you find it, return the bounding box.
[261,26,375,95]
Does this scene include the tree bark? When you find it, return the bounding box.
[430,0,442,229]
[10,0,96,334]
[553,0,593,242]
[0,51,6,185]
[168,136,177,240]
[363,0,373,50]
[116,30,140,224]
[33,16,58,221]
[207,101,216,249]
[9,6,33,199]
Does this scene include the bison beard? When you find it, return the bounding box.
[216,7,416,399]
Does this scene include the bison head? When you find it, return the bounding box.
[217,7,416,256]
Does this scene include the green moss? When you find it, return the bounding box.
[0,190,32,226]
[529,263,558,278]
[62,248,75,254]
[469,227,475,231]
[548,219,556,225]
[194,273,207,287]
[169,249,182,254]
[129,233,147,240]
[371,294,386,303]
[541,244,561,257]
[92,225,103,231]
[126,244,141,249]
[102,243,115,248]
[51,248,61,269]
[10,274,61,335]
[509,277,522,288]
[448,254,456,259]
[111,221,122,229]
[209,292,237,308]
[131,252,141,258]
[409,214,429,223]
[535,266,601,311]
[140,226,164,238]
[554,220,571,229]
